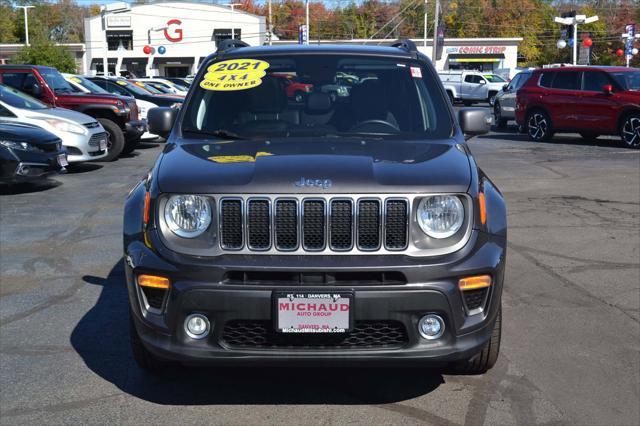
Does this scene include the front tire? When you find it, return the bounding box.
[96,118,125,161]
[130,312,166,373]
[620,113,640,149]
[449,307,502,374]
[527,110,553,141]
[494,102,508,128]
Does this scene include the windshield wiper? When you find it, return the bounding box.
[182,128,246,140]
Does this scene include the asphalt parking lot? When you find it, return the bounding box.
[1,123,639,425]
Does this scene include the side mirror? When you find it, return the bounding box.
[479,79,486,85]
[459,108,492,139]
[603,84,613,95]
[148,107,177,138]
[502,84,509,91]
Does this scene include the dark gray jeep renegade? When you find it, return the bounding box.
[124,39,505,374]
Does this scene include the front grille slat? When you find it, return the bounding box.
[302,200,326,250]
[357,200,381,250]
[247,199,271,250]
[220,199,243,249]
[330,200,353,250]
[216,196,425,253]
[275,200,298,250]
[384,199,409,250]
[88,132,107,147]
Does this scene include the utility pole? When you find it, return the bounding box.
[431,0,439,61]
[423,0,428,48]
[16,6,34,46]
[305,0,310,45]
[268,0,273,45]
[554,14,599,65]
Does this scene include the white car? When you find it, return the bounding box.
[63,74,158,140]
[0,84,108,163]
[134,78,188,96]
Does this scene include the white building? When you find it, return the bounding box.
[274,37,522,73]
[84,1,266,77]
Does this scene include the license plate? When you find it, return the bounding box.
[57,154,68,167]
[275,292,352,333]
[99,139,108,151]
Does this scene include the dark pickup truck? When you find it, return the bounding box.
[0,65,146,161]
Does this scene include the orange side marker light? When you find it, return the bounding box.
[138,274,170,289]
[459,275,492,291]
[478,192,487,225]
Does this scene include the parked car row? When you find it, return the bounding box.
[0,64,187,184]
[493,65,640,149]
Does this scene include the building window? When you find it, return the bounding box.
[107,31,133,51]
[212,29,241,47]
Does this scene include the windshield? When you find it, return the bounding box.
[145,82,173,93]
[40,69,74,94]
[484,74,506,82]
[0,83,48,110]
[182,54,452,140]
[610,71,640,91]
[69,76,108,94]
[133,81,163,94]
[114,80,152,96]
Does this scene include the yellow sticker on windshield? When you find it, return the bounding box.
[200,59,269,92]
[70,77,82,84]
[116,80,127,86]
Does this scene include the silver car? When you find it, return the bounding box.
[0,84,108,163]
[493,71,533,128]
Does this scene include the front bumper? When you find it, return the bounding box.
[125,120,147,141]
[0,150,66,182]
[126,230,505,365]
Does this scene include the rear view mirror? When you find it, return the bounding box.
[459,108,492,139]
[603,84,613,95]
[148,107,177,138]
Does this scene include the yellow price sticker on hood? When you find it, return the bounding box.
[200,59,270,92]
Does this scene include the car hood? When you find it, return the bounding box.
[26,107,95,124]
[0,122,59,143]
[157,138,472,194]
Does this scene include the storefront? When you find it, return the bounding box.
[83,1,266,77]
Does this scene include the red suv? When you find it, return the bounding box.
[272,73,314,102]
[0,65,145,160]
[516,66,640,148]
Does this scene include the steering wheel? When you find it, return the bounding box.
[349,119,400,133]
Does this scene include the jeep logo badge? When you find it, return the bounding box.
[295,177,332,189]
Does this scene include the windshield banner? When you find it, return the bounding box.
[200,59,270,92]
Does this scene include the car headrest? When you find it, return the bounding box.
[248,76,287,114]
[305,92,332,115]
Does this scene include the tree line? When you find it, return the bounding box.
[1,0,638,70]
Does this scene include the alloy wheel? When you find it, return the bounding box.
[105,130,112,150]
[528,113,548,140]
[621,116,640,148]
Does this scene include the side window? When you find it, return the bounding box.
[0,105,15,117]
[105,82,129,96]
[539,72,554,88]
[92,79,108,89]
[517,72,533,89]
[0,72,28,91]
[508,75,521,90]
[583,72,610,92]
[551,72,579,90]
[464,75,476,83]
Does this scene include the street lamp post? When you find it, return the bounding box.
[225,3,242,41]
[16,6,34,46]
[554,14,599,65]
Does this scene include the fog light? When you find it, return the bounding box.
[184,314,210,339]
[418,314,445,340]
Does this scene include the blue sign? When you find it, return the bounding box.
[298,25,308,45]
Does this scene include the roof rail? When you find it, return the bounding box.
[216,39,250,54]
[391,39,418,56]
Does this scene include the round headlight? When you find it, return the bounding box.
[417,195,464,239]
[164,195,212,238]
